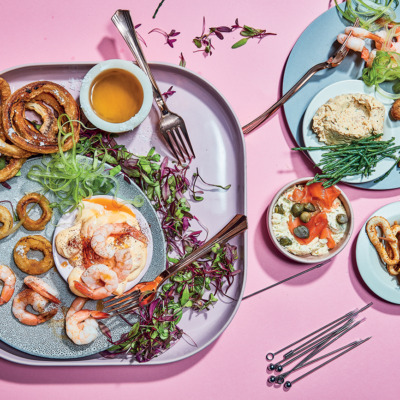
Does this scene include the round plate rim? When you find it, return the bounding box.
[356,201,400,304]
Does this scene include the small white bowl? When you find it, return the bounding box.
[80,59,153,133]
[266,177,354,264]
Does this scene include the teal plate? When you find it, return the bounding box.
[0,156,165,359]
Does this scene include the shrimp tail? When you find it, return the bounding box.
[90,311,110,319]
[74,281,94,298]
[0,287,14,305]
[37,308,58,324]
[361,47,370,62]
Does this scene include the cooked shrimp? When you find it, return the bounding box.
[24,276,61,304]
[366,216,399,265]
[0,265,16,305]
[66,305,109,345]
[337,34,370,61]
[91,222,147,258]
[74,264,118,300]
[12,288,58,326]
[113,248,133,281]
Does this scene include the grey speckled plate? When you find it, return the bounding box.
[0,156,165,359]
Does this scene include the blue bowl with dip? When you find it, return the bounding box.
[80,59,153,133]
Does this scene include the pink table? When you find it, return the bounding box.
[1,0,399,399]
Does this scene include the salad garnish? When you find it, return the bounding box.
[148,28,180,48]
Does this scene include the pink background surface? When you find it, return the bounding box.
[0,0,399,399]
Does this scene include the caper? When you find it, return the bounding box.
[279,237,292,246]
[336,214,348,224]
[293,225,310,239]
[274,204,284,215]
[304,202,316,212]
[300,211,311,223]
[291,203,305,217]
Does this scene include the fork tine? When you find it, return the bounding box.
[111,304,140,317]
[168,130,186,164]
[160,129,183,163]
[103,291,141,311]
[172,127,191,161]
[177,120,195,158]
[107,297,141,314]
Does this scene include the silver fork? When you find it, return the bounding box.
[112,10,195,164]
[103,214,248,316]
[242,18,360,135]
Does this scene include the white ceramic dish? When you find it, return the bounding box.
[356,201,400,304]
[80,59,153,132]
[267,177,354,264]
[302,79,396,184]
[53,195,154,293]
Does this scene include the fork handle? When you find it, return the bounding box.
[112,10,169,115]
[156,214,248,284]
[242,62,329,135]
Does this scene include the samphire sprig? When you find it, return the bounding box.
[293,134,400,187]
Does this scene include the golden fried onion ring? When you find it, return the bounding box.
[0,205,13,239]
[2,81,80,154]
[13,235,54,275]
[0,157,26,182]
[366,216,400,266]
[16,193,52,231]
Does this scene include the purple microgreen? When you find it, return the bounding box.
[77,128,238,363]
[152,0,166,18]
[193,17,276,54]
[149,28,180,48]
[134,24,147,47]
[162,85,176,100]
[179,52,186,67]
[1,182,11,189]
[232,22,276,49]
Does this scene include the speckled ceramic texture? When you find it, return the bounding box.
[0,156,165,359]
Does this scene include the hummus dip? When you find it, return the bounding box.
[271,183,348,256]
[312,93,385,145]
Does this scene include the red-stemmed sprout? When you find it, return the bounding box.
[77,129,238,362]
[149,28,180,48]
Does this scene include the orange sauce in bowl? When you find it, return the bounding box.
[84,197,136,218]
[89,68,144,123]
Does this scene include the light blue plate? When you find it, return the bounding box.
[0,156,165,359]
[283,4,400,190]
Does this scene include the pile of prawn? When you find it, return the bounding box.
[0,270,109,345]
[71,222,147,300]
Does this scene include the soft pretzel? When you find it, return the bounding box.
[366,216,399,266]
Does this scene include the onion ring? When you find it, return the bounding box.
[13,235,54,275]
[0,205,13,239]
[366,216,399,265]
[16,193,52,231]
[0,157,26,182]
[2,81,80,154]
